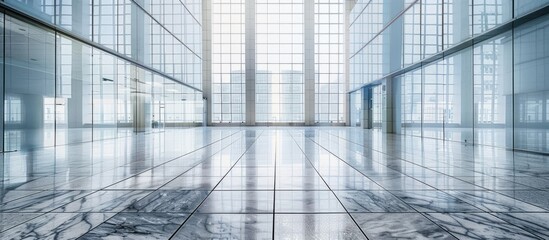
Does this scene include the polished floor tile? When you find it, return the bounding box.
[425,212,541,239]
[275,214,367,239]
[172,213,272,239]
[2,127,549,238]
[197,190,274,213]
[275,190,346,213]
[124,190,208,213]
[216,176,275,190]
[0,212,114,239]
[335,190,415,212]
[390,190,483,213]
[81,212,188,239]
[494,213,549,239]
[352,213,457,239]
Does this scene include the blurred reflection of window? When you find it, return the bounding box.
[5,96,22,124]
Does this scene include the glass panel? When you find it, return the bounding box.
[56,35,93,145]
[402,2,421,67]
[472,0,513,35]
[474,32,513,148]
[401,68,422,137]
[212,0,245,123]
[256,0,304,123]
[116,60,132,137]
[152,75,165,132]
[4,16,56,151]
[92,50,117,141]
[422,60,444,139]
[315,0,345,123]
[444,49,473,143]
[443,0,472,49]
[5,0,55,23]
[422,0,443,58]
[93,0,118,51]
[56,0,93,39]
[514,15,549,153]
[372,85,383,129]
[350,90,362,127]
[514,0,549,17]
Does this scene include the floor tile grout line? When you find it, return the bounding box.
[320,130,495,188]
[167,130,265,239]
[32,130,243,238]
[88,130,246,190]
[324,130,547,237]
[0,129,241,234]
[319,130,549,237]
[4,128,549,238]
[9,129,241,192]
[323,130,538,190]
[77,131,251,238]
[287,130,370,240]
[483,211,547,239]
[309,131,492,239]
[71,130,243,186]
[299,130,461,240]
[319,130,547,213]
[314,131,504,205]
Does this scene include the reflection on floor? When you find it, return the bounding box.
[1,127,549,239]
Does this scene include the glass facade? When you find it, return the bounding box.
[0,0,203,151]
[314,0,345,123]
[209,0,347,124]
[256,0,304,123]
[349,0,549,153]
[211,0,245,123]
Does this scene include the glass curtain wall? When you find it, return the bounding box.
[350,0,549,153]
[256,0,304,123]
[212,0,245,123]
[0,0,203,151]
[315,0,345,124]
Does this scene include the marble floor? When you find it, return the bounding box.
[1,127,549,239]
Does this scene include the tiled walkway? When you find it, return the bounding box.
[1,127,549,239]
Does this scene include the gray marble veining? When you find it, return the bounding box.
[1,127,549,239]
[352,212,457,239]
[335,190,415,212]
[0,190,91,213]
[124,190,208,213]
[172,214,272,239]
[494,213,549,239]
[391,190,483,213]
[52,190,151,213]
[81,212,188,239]
[426,212,541,239]
[197,190,274,213]
[0,212,114,239]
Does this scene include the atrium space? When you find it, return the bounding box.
[0,0,549,239]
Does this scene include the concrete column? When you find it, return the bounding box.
[132,2,145,63]
[131,68,151,132]
[383,79,395,133]
[245,0,256,125]
[458,49,473,143]
[362,87,372,129]
[304,0,315,125]
[394,77,402,134]
[202,0,213,125]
